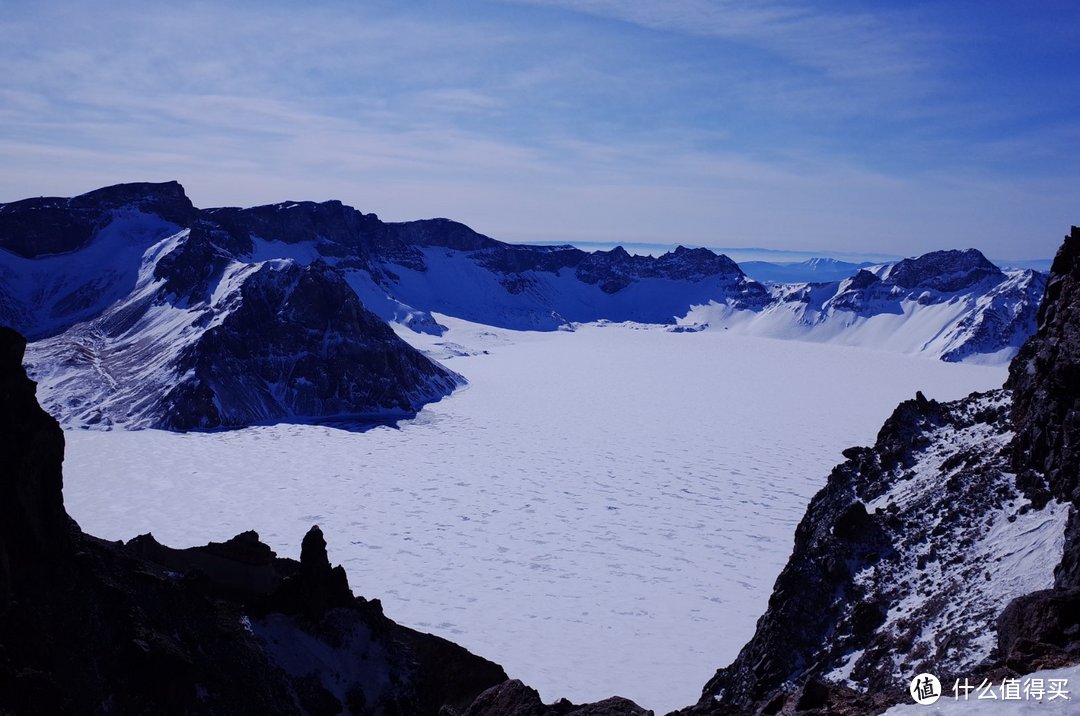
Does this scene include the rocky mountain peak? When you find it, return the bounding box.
[392,217,501,252]
[70,180,193,214]
[0,180,195,258]
[206,197,382,249]
[885,247,1003,292]
[845,268,881,290]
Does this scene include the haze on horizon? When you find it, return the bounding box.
[1,0,1077,261]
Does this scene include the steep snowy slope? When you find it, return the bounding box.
[0,192,192,339]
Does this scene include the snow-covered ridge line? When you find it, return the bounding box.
[1,182,1045,370]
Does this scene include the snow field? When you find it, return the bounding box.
[62,321,1006,713]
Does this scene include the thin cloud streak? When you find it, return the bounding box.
[0,1,1076,259]
[508,0,932,81]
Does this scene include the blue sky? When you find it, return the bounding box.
[1,0,1077,259]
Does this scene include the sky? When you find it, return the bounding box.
[1,0,1078,260]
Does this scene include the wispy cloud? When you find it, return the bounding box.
[507,0,930,81]
[1,1,1077,259]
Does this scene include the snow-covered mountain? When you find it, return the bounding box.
[681,250,1045,363]
[0,181,1044,428]
[0,183,460,429]
[739,257,876,284]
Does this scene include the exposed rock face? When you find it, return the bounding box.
[886,248,1004,292]
[156,260,459,430]
[0,181,195,259]
[685,228,1080,715]
[992,226,1080,679]
[1008,227,1080,510]
[460,679,654,716]
[0,327,73,572]
[573,245,757,298]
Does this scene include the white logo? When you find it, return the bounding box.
[910,673,942,705]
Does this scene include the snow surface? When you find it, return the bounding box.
[61,320,1006,713]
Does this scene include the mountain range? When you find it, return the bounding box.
[739,258,877,284]
[0,182,1046,430]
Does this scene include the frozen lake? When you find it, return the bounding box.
[62,321,1006,713]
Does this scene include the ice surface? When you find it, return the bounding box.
[62,321,1006,713]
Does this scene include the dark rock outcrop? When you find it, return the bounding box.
[1008,227,1080,510]
[992,226,1080,677]
[886,248,1004,293]
[460,679,653,716]
[0,181,195,259]
[156,260,459,430]
[996,588,1080,673]
[0,327,73,558]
